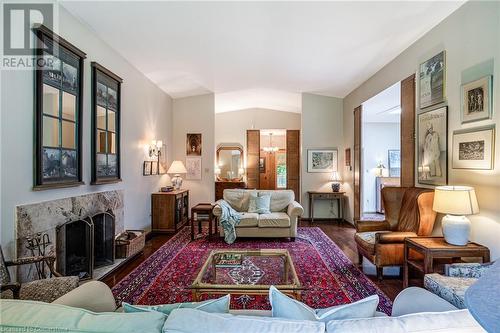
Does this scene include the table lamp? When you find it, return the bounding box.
[167,160,187,190]
[433,186,479,246]
[330,171,341,192]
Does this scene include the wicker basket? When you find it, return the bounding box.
[115,230,145,259]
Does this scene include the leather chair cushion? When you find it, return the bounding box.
[258,213,290,228]
[236,212,259,228]
[355,232,389,254]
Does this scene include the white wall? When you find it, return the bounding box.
[215,108,301,155]
[172,94,215,209]
[302,93,344,218]
[0,6,173,258]
[343,1,500,259]
[362,122,400,212]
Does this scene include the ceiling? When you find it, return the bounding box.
[362,81,400,123]
[61,1,464,108]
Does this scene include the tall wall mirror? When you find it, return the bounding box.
[216,145,243,181]
[34,25,86,189]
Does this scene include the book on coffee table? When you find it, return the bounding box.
[214,253,243,267]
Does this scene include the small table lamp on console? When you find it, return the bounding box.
[330,171,341,192]
[167,160,187,190]
[433,186,479,246]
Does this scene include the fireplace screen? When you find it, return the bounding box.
[56,211,115,279]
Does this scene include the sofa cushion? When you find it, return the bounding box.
[424,273,477,309]
[248,193,272,214]
[236,212,259,227]
[163,308,325,333]
[270,286,379,322]
[123,295,230,316]
[258,213,291,228]
[223,190,256,212]
[258,190,295,212]
[0,299,166,333]
[325,309,484,333]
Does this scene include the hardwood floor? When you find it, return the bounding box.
[103,220,418,301]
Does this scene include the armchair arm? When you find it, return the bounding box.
[6,254,62,277]
[52,281,117,312]
[355,220,390,233]
[1,282,20,299]
[212,199,225,217]
[392,287,457,316]
[445,262,493,278]
[376,232,417,244]
[287,201,304,217]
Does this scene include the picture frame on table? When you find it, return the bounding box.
[417,106,448,186]
[461,75,493,124]
[307,149,338,173]
[452,125,495,170]
[419,51,446,109]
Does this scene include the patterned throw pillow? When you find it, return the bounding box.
[123,294,230,317]
[248,193,271,214]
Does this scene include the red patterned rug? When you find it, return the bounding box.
[112,227,392,314]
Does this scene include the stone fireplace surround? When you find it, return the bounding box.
[15,190,124,282]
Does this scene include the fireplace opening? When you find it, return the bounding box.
[56,211,115,279]
[92,211,115,268]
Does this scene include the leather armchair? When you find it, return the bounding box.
[354,187,437,280]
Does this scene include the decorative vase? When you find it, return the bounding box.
[331,182,340,192]
[171,175,183,190]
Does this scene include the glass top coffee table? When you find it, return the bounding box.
[191,249,302,301]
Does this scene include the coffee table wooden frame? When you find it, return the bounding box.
[190,249,302,301]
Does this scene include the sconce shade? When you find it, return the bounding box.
[238,168,245,175]
[167,160,187,174]
[214,167,221,175]
[433,186,479,215]
[330,171,341,182]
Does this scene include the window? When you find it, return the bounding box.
[91,62,122,184]
[276,152,287,189]
[34,26,86,189]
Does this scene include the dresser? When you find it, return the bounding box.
[215,181,246,201]
[151,190,189,233]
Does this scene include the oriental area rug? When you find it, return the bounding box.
[112,227,392,314]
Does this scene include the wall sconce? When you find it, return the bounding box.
[149,140,163,158]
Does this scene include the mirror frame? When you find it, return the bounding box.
[91,62,123,185]
[216,145,243,181]
[33,25,86,190]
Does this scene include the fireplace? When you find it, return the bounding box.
[56,211,115,279]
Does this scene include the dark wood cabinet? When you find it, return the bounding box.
[215,181,246,201]
[151,190,189,233]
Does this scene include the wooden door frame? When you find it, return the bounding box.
[353,106,362,221]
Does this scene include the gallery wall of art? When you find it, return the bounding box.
[0,5,173,259]
[342,1,500,259]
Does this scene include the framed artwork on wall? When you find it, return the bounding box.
[419,51,446,109]
[186,133,202,156]
[91,62,122,184]
[461,75,493,124]
[307,149,338,173]
[388,150,401,177]
[452,125,495,170]
[259,157,266,173]
[417,106,448,186]
[33,25,86,190]
[143,161,152,176]
[186,157,202,180]
[345,148,351,169]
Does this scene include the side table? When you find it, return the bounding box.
[403,237,490,288]
[191,203,216,240]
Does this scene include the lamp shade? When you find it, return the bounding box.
[330,171,341,182]
[433,186,479,215]
[167,160,187,174]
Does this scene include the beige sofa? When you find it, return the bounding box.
[213,189,304,239]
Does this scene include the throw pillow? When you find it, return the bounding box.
[123,294,230,316]
[248,193,271,214]
[269,286,379,322]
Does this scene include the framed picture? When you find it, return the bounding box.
[186,157,202,180]
[461,75,493,124]
[143,161,152,176]
[186,133,202,156]
[388,150,401,177]
[419,51,446,109]
[307,149,338,173]
[34,25,86,189]
[91,62,122,184]
[158,143,168,175]
[345,148,351,168]
[417,106,448,186]
[452,125,495,170]
[259,157,266,173]
[151,160,159,175]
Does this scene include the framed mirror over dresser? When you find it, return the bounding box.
[215,144,246,200]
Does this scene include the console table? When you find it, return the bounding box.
[403,237,490,288]
[307,191,345,223]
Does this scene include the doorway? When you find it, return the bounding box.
[353,74,416,220]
